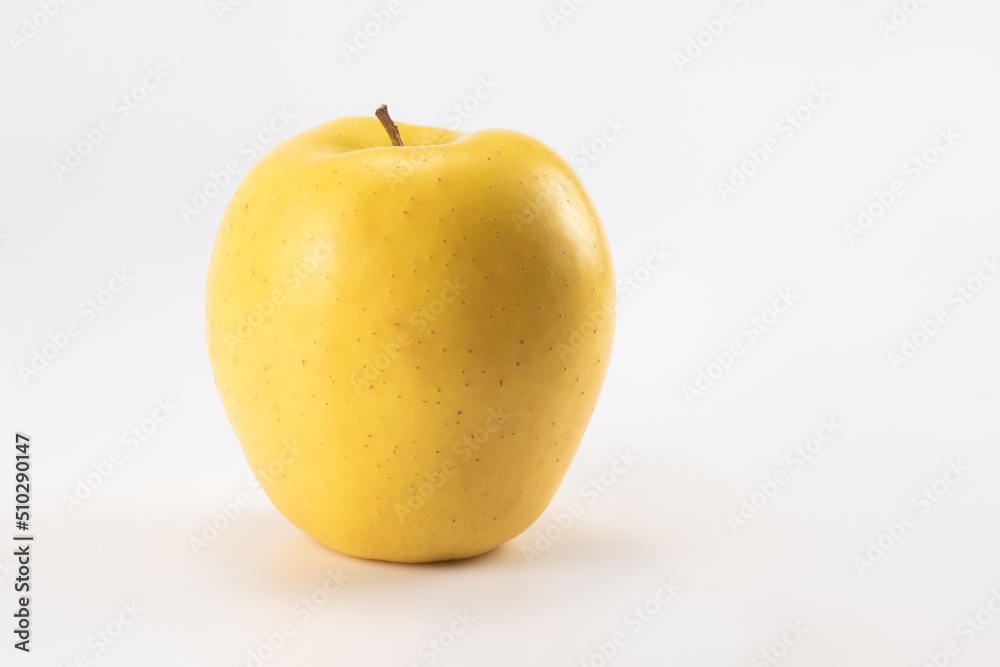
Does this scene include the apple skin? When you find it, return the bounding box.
[205,116,615,562]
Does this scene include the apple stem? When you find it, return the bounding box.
[375,105,404,147]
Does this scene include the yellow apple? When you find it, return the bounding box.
[205,107,615,562]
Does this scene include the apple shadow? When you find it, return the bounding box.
[203,503,661,596]
[185,503,679,654]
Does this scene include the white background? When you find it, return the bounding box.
[2,0,1000,665]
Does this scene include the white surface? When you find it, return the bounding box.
[2,0,1000,665]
